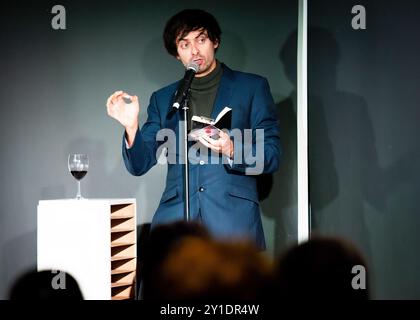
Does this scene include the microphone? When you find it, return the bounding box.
[172,61,199,109]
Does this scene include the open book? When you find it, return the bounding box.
[188,107,232,141]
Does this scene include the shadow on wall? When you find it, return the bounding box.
[260,27,383,260]
[305,27,384,263]
[258,28,300,257]
[266,26,420,269]
[266,27,376,260]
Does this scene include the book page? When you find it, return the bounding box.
[213,106,232,125]
[191,115,213,125]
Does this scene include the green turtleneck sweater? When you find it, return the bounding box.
[188,60,223,129]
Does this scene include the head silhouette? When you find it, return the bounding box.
[141,220,211,300]
[9,269,83,300]
[274,235,369,300]
[153,237,273,300]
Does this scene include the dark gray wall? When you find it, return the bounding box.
[0,0,298,299]
[308,0,420,299]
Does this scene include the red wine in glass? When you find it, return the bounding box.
[68,154,89,199]
[71,170,87,180]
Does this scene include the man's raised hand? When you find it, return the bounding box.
[106,90,140,147]
[106,90,140,132]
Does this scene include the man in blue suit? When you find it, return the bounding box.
[106,9,280,250]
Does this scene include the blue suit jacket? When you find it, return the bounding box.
[122,64,280,249]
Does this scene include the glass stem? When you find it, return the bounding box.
[76,180,82,199]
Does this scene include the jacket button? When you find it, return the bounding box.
[199,187,205,192]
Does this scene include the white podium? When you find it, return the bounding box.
[37,199,137,300]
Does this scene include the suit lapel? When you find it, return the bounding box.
[164,83,181,131]
[211,63,235,120]
[165,108,180,132]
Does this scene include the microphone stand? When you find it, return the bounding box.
[181,91,191,222]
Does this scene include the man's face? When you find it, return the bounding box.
[176,29,218,78]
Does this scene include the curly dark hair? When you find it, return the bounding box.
[163,9,222,57]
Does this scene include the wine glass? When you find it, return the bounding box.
[68,154,89,200]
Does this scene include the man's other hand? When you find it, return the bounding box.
[198,129,234,158]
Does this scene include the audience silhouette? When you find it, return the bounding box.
[9,269,83,300]
[9,223,369,301]
[141,221,211,300]
[151,236,273,300]
[273,235,369,300]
